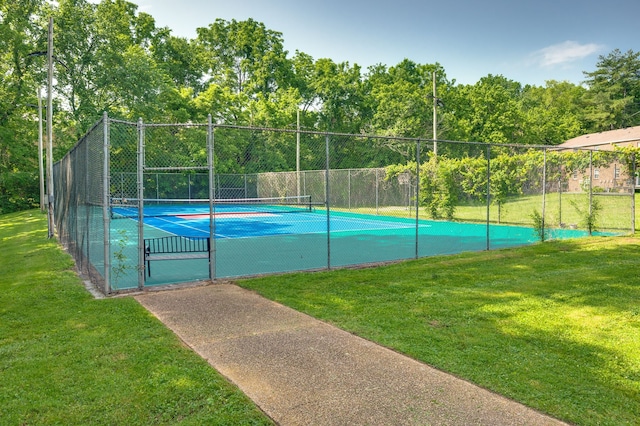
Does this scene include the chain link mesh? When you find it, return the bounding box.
[53,117,636,294]
[53,119,106,290]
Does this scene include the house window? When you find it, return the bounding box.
[572,171,578,180]
[614,165,620,179]
[594,168,600,179]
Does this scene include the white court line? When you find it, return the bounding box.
[140,213,432,239]
[300,218,429,232]
[147,215,209,236]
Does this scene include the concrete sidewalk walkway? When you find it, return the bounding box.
[135,284,568,426]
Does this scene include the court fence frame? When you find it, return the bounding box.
[53,113,637,294]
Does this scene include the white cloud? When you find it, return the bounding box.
[531,41,604,68]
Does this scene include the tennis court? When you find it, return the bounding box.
[54,118,633,294]
[108,197,595,289]
[113,197,427,239]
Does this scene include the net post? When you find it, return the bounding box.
[137,117,145,290]
[208,114,216,280]
[102,112,111,294]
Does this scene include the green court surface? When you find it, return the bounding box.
[105,208,599,290]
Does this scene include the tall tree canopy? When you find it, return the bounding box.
[583,49,640,130]
[1,0,639,213]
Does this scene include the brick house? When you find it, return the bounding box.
[557,126,640,192]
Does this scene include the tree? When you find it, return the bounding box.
[196,18,291,96]
[4,0,640,215]
[583,49,640,130]
[446,75,524,145]
[50,0,173,139]
[289,50,317,112]
[0,0,45,213]
[367,60,437,138]
[310,58,367,133]
[151,29,207,94]
[519,81,586,145]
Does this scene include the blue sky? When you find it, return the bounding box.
[137,0,640,87]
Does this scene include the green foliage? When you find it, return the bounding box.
[614,145,640,180]
[529,209,546,241]
[489,151,529,208]
[393,148,628,227]
[583,49,640,130]
[419,157,460,220]
[1,0,639,213]
[519,81,586,144]
[111,229,132,287]
[412,150,544,221]
[367,60,445,139]
[311,58,368,133]
[570,196,602,235]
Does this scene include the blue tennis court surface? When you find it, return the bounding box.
[110,203,597,288]
[143,210,426,239]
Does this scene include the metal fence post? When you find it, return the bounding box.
[102,112,111,294]
[208,114,216,280]
[375,168,379,215]
[325,133,331,270]
[542,148,547,239]
[415,139,420,259]
[632,153,636,233]
[558,176,563,228]
[137,118,145,290]
[589,150,593,236]
[486,145,491,251]
[348,169,351,210]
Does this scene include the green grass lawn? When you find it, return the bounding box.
[3,209,639,425]
[239,236,640,425]
[342,192,639,233]
[0,210,272,425]
[454,192,637,231]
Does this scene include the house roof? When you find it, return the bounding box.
[559,126,640,149]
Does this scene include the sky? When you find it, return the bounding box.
[134,0,640,87]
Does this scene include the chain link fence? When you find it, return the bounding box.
[53,115,636,294]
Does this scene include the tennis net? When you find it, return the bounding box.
[110,195,315,219]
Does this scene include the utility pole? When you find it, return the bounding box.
[432,71,438,159]
[38,88,45,212]
[46,17,54,238]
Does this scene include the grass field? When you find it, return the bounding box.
[2,209,639,425]
[345,192,638,233]
[0,211,272,425]
[238,235,640,425]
